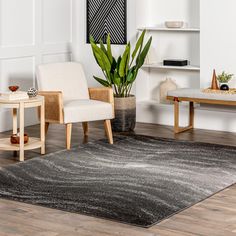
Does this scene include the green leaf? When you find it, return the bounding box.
[90,41,106,70]
[113,71,121,86]
[89,35,95,44]
[116,56,122,70]
[126,66,136,83]
[99,39,108,57]
[136,36,152,69]
[100,49,112,81]
[130,69,138,83]
[111,57,117,73]
[126,43,131,75]
[119,43,131,77]
[90,39,112,83]
[91,40,111,73]
[106,34,113,63]
[132,30,146,61]
[126,71,133,84]
[93,76,111,87]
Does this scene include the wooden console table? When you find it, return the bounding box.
[0,96,45,161]
[167,89,236,134]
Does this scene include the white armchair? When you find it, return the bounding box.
[36,62,114,150]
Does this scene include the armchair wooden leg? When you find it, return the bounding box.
[45,122,50,135]
[66,123,72,150]
[82,122,89,136]
[104,120,113,144]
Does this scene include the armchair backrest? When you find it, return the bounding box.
[37,62,89,100]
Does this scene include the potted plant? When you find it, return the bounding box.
[217,71,234,91]
[90,31,152,132]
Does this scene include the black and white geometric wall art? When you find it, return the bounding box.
[87,0,127,45]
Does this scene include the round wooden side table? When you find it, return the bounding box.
[0,96,45,162]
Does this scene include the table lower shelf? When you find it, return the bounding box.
[0,137,42,151]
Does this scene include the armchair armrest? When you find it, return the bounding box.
[89,87,114,116]
[38,91,64,124]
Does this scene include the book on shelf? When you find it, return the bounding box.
[0,91,29,100]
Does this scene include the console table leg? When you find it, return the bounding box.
[40,100,45,155]
[174,100,180,134]
[174,100,194,134]
[19,102,24,162]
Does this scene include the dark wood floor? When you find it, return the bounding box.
[0,122,236,236]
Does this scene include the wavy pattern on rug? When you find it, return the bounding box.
[0,135,236,227]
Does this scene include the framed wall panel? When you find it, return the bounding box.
[86,0,127,44]
[0,0,34,47]
[42,0,72,44]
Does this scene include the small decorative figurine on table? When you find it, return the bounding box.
[27,87,38,98]
[211,69,219,90]
[217,71,234,91]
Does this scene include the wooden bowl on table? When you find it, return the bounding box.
[10,134,29,145]
[9,86,19,92]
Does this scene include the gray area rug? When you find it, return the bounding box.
[0,135,236,227]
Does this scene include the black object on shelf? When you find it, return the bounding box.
[163,60,189,67]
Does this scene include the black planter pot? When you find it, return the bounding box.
[220,84,229,91]
[112,96,136,132]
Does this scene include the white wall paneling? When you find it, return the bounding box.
[42,0,72,44]
[0,0,34,47]
[0,0,74,132]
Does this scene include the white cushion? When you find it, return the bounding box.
[63,99,113,123]
[37,62,89,101]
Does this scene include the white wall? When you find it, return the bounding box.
[200,0,236,89]
[73,0,137,87]
[0,0,73,132]
[199,0,236,132]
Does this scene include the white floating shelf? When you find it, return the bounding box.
[142,63,200,72]
[138,27,200,32]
